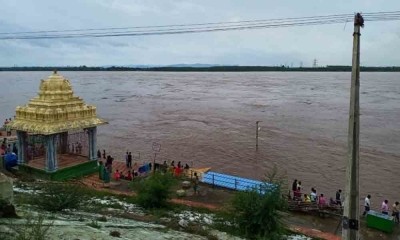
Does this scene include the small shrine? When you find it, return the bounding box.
[8,71,107,180]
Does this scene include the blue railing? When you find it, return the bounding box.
[200,171,275,194]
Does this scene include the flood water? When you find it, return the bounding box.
[1,71,399,208]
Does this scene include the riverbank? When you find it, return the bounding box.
[77,163,400,240]
[1,171,316,240]
[2,66,400,72]
[2,163,399,240]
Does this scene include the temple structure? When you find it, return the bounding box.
[8,71,107,179]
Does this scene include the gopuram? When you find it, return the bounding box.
[7,71,107,180]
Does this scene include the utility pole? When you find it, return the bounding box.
[256,121,261,151]
[342,13,363,240]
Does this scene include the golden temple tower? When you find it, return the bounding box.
[8,71,107,178]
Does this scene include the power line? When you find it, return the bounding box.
[0,11,399,40]
[0,13,356,35]
[0,19,354,40]
[2,10,400,36]
[0,17,354,38]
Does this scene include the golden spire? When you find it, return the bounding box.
[8,72,107,135]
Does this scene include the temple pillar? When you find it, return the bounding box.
[59,132,68,154]
[45,134,58,172]
[16,131,27,165]
[87,127,97,161]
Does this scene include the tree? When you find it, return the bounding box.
[133,172,176,209]
[227,166,287,239]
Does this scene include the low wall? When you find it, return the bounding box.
[19,160,98,181]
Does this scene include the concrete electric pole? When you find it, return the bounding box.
[342,13,364,240]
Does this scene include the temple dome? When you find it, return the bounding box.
[8,71,107,135]
[38,71,73,100]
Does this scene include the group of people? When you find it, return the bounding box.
[291,179,342,208]
[96,149,195,189]
[0,140,16,156]
[292,179,400,223]
[69,142,83,154]
[164,160,190,176]
[113,169,134,181]
[363,195,399,223]
[98,153,115,185]
[3,118,13,136]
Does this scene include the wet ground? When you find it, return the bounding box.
[1,71,400,210]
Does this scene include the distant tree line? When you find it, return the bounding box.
[1,65,400,72]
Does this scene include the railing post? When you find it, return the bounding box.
[260,184,262,194]
[235,179,237,190]
[212,174,215,189]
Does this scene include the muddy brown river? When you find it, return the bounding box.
[1,71,399,209]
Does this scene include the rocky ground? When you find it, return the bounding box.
[0,180,313,240]
[2,170,399,240]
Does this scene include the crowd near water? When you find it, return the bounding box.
[291,178,400,222]
[1,71,400,210]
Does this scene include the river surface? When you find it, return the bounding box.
[1,71,399,208]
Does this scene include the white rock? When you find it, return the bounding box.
[178,219,189,228]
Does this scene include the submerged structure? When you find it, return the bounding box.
[8,71,107,180]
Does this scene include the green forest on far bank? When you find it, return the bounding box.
[1,65,400,72]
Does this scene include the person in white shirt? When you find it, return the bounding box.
[310,187,317,202]
[381,200,389,215]
[363,194,371,216]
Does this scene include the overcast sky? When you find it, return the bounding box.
[0,0,399,67]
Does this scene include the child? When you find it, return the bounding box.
[126,170,133,181]
[114,169,121,181]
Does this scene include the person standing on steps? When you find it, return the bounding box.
[381,200,389,215]
[125,151,129,168]
[128,152,132,168]
[297,181,302,190]
[98,161,104,180]
[392,201,399,223]
[97,150,101,160]
[335,189,342,206]
[192,172,199,196]
[363,195,371,216]
[291,179,298,199]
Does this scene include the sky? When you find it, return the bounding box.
[0,0,399,67]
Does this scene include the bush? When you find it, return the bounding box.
[97,216,107,222]
[110,230,121,237]
[132,172,176,209]
[1,213,53,240]
[0,198,17,218]
[222,166,287,239]
[30,182,86,212]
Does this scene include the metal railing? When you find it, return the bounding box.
[191,170,274,194]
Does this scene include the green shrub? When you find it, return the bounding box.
[30,182,86,212]
[222,166,288,239]
[132,172,176,209]
[110,230,121,237]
